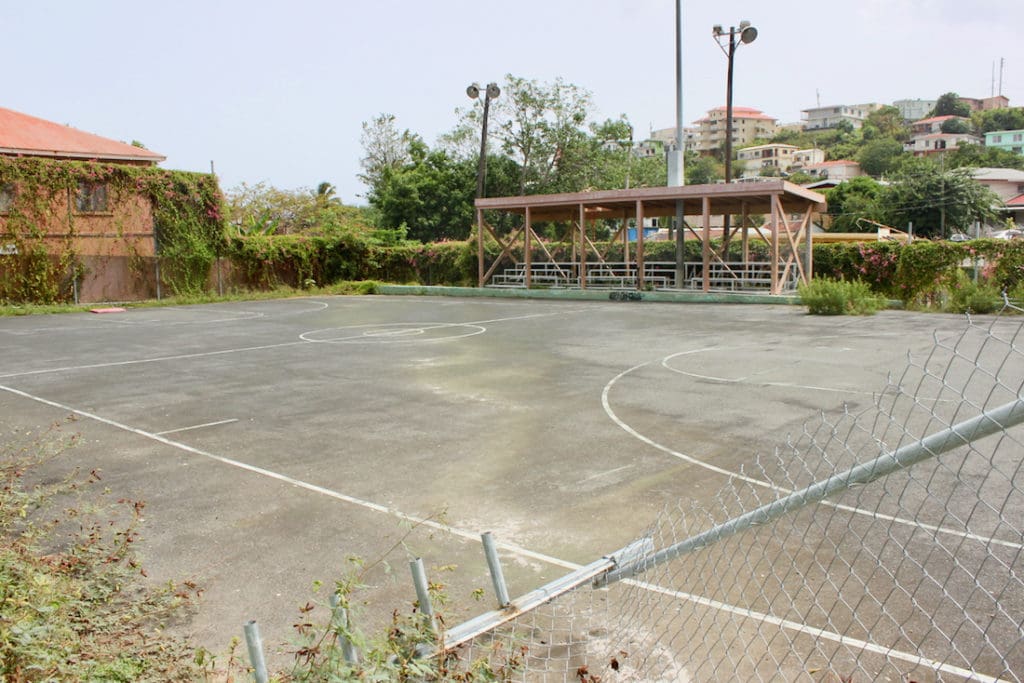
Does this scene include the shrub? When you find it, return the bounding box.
[945,271,1002,314]
[799,277,886,315]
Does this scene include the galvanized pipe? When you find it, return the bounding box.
[601,397,1024,585]
[481,532,511,607]
[410,557,436,633]
[329,593,359,665]
[243,620,269,683]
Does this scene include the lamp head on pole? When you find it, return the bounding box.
[466,83,481,99]
[740,24,758,44]
[485,83,501,99]
[712,24,723,37]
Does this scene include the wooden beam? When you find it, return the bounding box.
[524,206,532,289]
[636,199,645,290]
[579,204,587,289]
[702,195,711,293]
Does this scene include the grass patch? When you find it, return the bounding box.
[0,281,382,317]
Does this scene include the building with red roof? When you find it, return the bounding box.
[0,107,165,165]
[0,107,219,303]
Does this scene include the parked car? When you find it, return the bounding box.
[948,233,971,242]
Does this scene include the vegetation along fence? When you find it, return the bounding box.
[242,301,1024,681]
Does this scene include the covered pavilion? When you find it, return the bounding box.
[474,180,827,295]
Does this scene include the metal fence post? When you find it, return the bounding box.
[410,557,437,633]
[481,532,511,607]
[243,620,269,683]
[329,592,360,665]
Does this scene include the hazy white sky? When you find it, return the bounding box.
[3,1,1021,204]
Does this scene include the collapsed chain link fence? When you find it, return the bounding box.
[439,303,1024,682]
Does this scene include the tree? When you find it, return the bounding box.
[369,141,478,243]
[932,92,971,118]
[823,176,885,231]
[940,117,971,134]
[862,105,910,142]
[945,143,1024,171]
[971,107,1024,134]
[877,160,1001,237]
[857,137,906,177]
[685,153,723,185]
[450,75,595,196]
[359,114,418,195]
[226,182,367,235]
[313,182,341,207]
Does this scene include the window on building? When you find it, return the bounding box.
[75,182,108,213]
[1014,133,1023,142]
[0,183,14,213]
[993,135,1003,143]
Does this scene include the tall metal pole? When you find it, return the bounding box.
[721,27,737,253]
[674,0,686,289]
[476,91,492,199]
[724,27,736,185]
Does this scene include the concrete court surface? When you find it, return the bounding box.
[0,294,983,666]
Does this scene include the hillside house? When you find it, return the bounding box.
[800,103,882,131]
[985,130,1024,155]
[971,168,1024,228]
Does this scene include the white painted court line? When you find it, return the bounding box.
[155,418,239,436]
[0,380,994,679]
[0,307,592,380]
[602,352,1023,551]
[626,578,1010,683]
[0,340,309,380]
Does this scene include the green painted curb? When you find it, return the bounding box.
[376,285,803,305]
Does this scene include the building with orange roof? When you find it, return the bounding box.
[0,107,166,166]
[0,107,222,303]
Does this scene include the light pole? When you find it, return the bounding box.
[713,21,757,254]
[712,21,757,185]
[467,82,501,199]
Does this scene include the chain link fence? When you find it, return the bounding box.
[437,303,1024,681]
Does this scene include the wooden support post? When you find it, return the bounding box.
[805,204,814,282]
[741,201,750,263]
[579,204,587,289]
[636,200,645,290]
[770,194,780,295]
[702,196,711,293]
[623,210,630,268]
[524,206,532,289]
[477,207,484,287]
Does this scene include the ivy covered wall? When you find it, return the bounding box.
[0,157,225,302]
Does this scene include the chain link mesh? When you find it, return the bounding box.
[443,304,1024,682]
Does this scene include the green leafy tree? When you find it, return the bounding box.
[945,143,1024,171]
[857,137,906,177]
[370,140,478,242]
[449,75,595,196]
[862,105,910,141]
[971,106,1024,133]
[359,114,418,195]
[877,159,1001,237]
[227,182,367,236]
[685,153,723,185]
[823,176,885,231]
[940,117,971,134]
[932,92,972,118]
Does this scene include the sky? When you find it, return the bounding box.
[3,1,1022,205]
